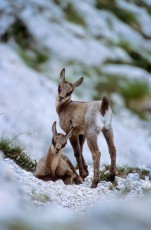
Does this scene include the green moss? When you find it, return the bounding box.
[118,39,133,51]
[129,51,151,73]
[93,67,150,118]
[119,80,151,119]
[53,0,60,5]
[100,170,111,181]
[126,0,151,16]
[1,18,49,71]
[8,221,32,230]
[64,3,86,26]
[93,74,121,100]
[120,80,150,100]
[31,192,51,203]
[96,0,116,9]
[117,39,151,73]
[101,165,150,180]
[0,138,37,172]
[1,19,32,49]
[95,0,139,29]
[18,47,48,71]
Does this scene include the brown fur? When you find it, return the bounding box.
[56,68,116,188]
[34,121,83,185]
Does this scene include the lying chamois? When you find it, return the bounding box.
[56,68,116,188]
[35,121,82,185]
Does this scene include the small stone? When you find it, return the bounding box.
[125,173,141,192]
[115,176,125,192]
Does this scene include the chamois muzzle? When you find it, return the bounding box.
[55,143,62,153]
[59,96,65,101]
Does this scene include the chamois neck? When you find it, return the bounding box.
[56,96,71,114]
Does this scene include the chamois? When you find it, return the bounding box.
[56,68,116,188]
[35,121,82,185]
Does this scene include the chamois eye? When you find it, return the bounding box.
[52,138,55,146]
[66,92,71,97]
[58,86,61,93]
[61,143,66,148]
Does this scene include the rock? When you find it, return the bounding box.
[115,176,125,192]
[124,173,142,195]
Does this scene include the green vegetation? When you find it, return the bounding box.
[126,0,151,16]
[129,51,151,73]
[95,0,139,29]
[100,164,150,181]
[1,18,49,71]
[53,0,60,5]
[118,40,151,73]
[93,66,150,119]
[94,74,121,100]
[0,138,37,172]
[64,3,86,26]
[18,47,48,71]
[31,192,51,203]
[1,19,31,49]
[120,80,150,100]
[120,80,150,119]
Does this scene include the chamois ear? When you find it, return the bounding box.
[60,68,65,83]
[52,121,57,136]
[73,77,83,90]
[66,126,73,139]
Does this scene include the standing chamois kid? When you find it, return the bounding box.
[35,121,82,185]
[56,68,116,188]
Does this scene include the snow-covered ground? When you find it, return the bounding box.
[1,154,151,229]
[0,0,151,227]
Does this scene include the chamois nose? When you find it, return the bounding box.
[56,143,61,152]
[59,96,64,101]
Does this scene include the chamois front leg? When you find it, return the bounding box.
[70,136,88,180]
[79,135,89,175]
[86,135,101,188]
[102,128,116,181]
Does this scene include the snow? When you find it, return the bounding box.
[5,158,116,212]
[101,64,151,82]
[3,157,151,214]
[0,0,151,227]
[117,0,151,37]
[0,44,58,159]
[0,155,151,229]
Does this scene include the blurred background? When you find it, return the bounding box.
[0,0,151,166]
[1,1,151,229]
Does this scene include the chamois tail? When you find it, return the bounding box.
[100,96,110,116]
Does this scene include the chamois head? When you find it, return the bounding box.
[58,68,83,102]
[51,121,73,154]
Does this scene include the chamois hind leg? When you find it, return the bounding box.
[86,134,101,188]
[79,135,89,176]
[70,136,88,180]
[102,127,116,181]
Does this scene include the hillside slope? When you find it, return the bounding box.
[0,0,151,165]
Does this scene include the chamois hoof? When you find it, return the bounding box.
[81,170,89,179]
[84,166,89,176]
[63,177,72,185]
[91,179,99,189]
[74,176,83,185]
